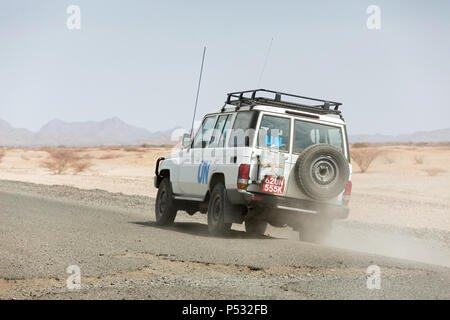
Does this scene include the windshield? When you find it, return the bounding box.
[294,119,344,154]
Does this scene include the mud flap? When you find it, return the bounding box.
[224,189,244,224]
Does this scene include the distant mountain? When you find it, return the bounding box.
[0,117,181,147]
[349,128,450,143]
[2,116,448,146]
[0,118,12,129]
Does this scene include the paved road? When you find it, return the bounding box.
[0,180,449,299]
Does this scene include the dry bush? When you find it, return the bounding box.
[40,149,79,174]
[21,154,30,161]
[124,147,147,152]
[422,168,446,176]
[40,149,92,175]
[352,142,370,148]
[384,155,395,165]
[102,146,123,151]
[350,148,383,173]
[0,149,5,163]
[414,155,424,165]
[71,160,93,175]
[98,153,121,160]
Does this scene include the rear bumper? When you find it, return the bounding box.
[227,190,349,219]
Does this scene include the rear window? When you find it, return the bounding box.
[257,115,291,152]
[293,120,344,153]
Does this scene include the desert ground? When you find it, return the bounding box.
[0,144,449,231]
[1,144,450,299]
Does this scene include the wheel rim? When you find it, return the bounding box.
[310,156,339,185]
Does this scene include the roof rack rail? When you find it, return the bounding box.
[223,89,343,116]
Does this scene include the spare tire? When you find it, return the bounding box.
[294,144,349,201]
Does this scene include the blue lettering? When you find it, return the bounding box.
[197,160,210,184]
[266,135,273,146]
[203,162,210,184]
[197,161,203,184]
[266,135,283,148]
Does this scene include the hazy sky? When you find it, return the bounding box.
[1,0,449,135]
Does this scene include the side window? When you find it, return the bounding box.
[192,116,216,149]
[228,111,257,147]
[257,115,290,152]
[218,114,234,147]
[209,115,228,148]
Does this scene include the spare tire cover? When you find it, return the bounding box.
[293,144,349,201]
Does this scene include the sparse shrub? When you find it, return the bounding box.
[124,147,140,152]
[71,160,93,175]
[352,142,369,148]
[423,168,446,176]
[40,149,79,174]
[350,148,383,173]
[414,155,424,165]
[0,149,5,163]
[21,154,30,161]
[98,153,122,160]
[40,149,92,175]
[384,155,395,165]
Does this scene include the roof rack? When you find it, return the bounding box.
[223,89,343,116]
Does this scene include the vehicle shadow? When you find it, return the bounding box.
[131,221,275,240]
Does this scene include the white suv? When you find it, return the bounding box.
[154,89,352,242]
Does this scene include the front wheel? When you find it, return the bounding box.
[155,178,177,226]
[207,183,232,236]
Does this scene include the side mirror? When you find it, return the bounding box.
[182,133,191,148]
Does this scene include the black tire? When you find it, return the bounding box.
[155,178,177,226]
[294,144,349,201]
[245,219,268,236]
[298,217,332,244]
[207,182,232,236]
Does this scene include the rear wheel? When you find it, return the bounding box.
[207,183,232,236]
[298,217,332,244]
[245,219,268,236]
[155,178,177,226]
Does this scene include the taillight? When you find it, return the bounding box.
[237,164,250,190]
[343,181,352,206]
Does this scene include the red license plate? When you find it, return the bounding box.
[262,176,285,194]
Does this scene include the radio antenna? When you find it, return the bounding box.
[257,37,273,88]
[190,46,207,138]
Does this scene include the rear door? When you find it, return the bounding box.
[247,113,293,196]
[284,118,347,199]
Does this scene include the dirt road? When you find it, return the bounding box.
[0,180,449,299]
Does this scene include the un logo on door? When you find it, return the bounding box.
[197,161,210,184]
